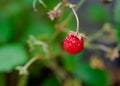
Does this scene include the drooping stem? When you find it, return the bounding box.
[33,0,37,12]
[61,0,85,27]
[38,0,47,8]
[33,0,47,12]
[52,0,85,42]
[71,7,79,35]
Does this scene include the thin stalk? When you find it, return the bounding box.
[23,57,38,70]
[39,0,47,8]
[33,0,47,12]
[51,0,85,43]
[33,0,37,12]
[17,75,28,86]
[54,2,62,10]
[71,7,79,35]
[61,0,85,26]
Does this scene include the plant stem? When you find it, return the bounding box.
[54,2,62,10]
[33,0,37,12]
[33,0,47,12]
[23,57,38,70]
[61,0,85,27]
[47,61,68,80]
[0,73,6,86]
[39,0,47,8]
[51,0,85,42]
[17,57,38,86]
[17,75,28,86]
[71,7,79,35]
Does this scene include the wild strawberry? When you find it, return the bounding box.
[63,33,84,55]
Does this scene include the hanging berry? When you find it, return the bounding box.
[63,3,86,55]
[47,1,86,55]
[63,33,84,55]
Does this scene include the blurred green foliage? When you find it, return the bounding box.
[114,0,120,24]
[0,44,28,72]
[74,65,109,86]
[42,76,60,86]
[63,53,110,86]
[0,74,6,86]
[87,5,108,22]
[114,0,120,43]
[0,20,12,43]
[0,0,118,86]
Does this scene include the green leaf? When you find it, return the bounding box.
[0,44,28,72]
[22,20,55,42]
[63,53,84,72]
[0,21,12,43]
[114,0,120,24]
[63,53,110,86]
[74,64,110,86]
[2,2,22,18]
[114,0,120,44]
[23,0,33,7]
[116,25,120,43]
[42,76,60,86]
[51,43,61,56]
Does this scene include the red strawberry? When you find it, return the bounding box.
[63,33,84,55]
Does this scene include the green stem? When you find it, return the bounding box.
[51,0,85,43]
[17,75,28,86]
[17,58,37,86]
[71,7,79,35]
[16,57,38,75]
[23,57,38,70]
[38,0,47,8]
[61,0,85,26]
[0,73,6,86]
[47,61,68,81]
